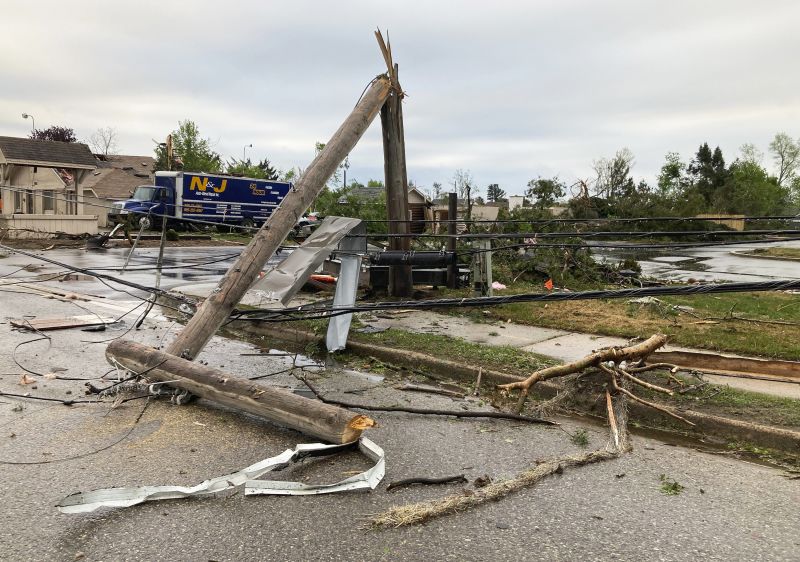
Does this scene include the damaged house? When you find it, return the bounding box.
[81,154,155,227]
[0,136,98,237]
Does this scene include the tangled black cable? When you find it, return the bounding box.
[229,278,800,322]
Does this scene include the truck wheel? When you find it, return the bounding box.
[136,215,152,230]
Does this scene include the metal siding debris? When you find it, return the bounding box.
[326,222,366,352]
[57,438,384,513]
[251,216,363,305]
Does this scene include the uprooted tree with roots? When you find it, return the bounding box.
[370,334,695,528]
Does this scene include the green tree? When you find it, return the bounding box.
[311,185,388,235]
[769,132,800,187]
[224,157,281,180]
[30,126,77,143]
[720,160,788,215]
[257,158,280,180]
[154,120,222,173]
[657,152,686,197]
[687,143,727,206]
[226,158,267,179]
[526,176,565,210]
[486,183,506,202]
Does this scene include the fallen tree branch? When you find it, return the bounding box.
[625,362,680,374]
[370,449,619,528]
[386,474,467,492]
[498,334,668,410]
[368,381,630,528]
[604,367,695,426]
[614,366,674,396]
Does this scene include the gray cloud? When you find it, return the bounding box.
[2,0,798,196]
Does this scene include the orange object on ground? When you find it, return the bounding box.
[310,274,337,284]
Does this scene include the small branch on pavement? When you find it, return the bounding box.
[387,475,468,492]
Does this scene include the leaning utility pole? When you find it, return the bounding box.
[166,75,391,361]
[107,65,392,442]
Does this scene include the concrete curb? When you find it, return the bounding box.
[229,321,800,453]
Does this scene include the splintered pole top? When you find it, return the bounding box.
[375,29,401,92]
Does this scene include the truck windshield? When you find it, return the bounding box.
[132,186,161,201]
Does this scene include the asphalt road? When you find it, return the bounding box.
[1,290,798,561]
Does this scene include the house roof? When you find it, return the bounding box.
[349,185,431,205]
[81,154,155,199]
[0,136,96,169]
[350,186,385,200]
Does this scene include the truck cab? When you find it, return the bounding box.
[109,185,174,229]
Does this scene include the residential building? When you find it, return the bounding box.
[0,136,97,237]
[81,154,155,226]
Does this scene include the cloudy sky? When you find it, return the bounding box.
[3,1,799,196]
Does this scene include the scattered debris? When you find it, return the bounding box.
[570,429,590,447]
[356,325,390,334]
[473,367,483,396]
[394,383,465,398]
[18,374,36,385]
[473,474,492,488]
[58,438,384,513]
[370,449,619,528]
[659,474,685,495]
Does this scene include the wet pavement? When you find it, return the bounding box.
[596,239,800,282]
[1,290,799,561]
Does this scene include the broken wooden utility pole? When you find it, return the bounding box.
[377,31,413,297]
[166,75,391,361]
[107,69,392,442]
[107,341,372,443]
[446,192,458,289]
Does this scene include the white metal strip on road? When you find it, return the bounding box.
[57,438,384,513]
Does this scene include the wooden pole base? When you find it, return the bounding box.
[107,340,373,444]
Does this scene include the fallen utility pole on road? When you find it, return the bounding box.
[107,340,372,443]
[106,40,397,442]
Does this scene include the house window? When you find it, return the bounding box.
[14,190,23,213]
[66,192,77,215]
[25,190,34,214]
[42,190,55,213]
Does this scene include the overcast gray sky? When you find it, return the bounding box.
[3,0,799,196]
